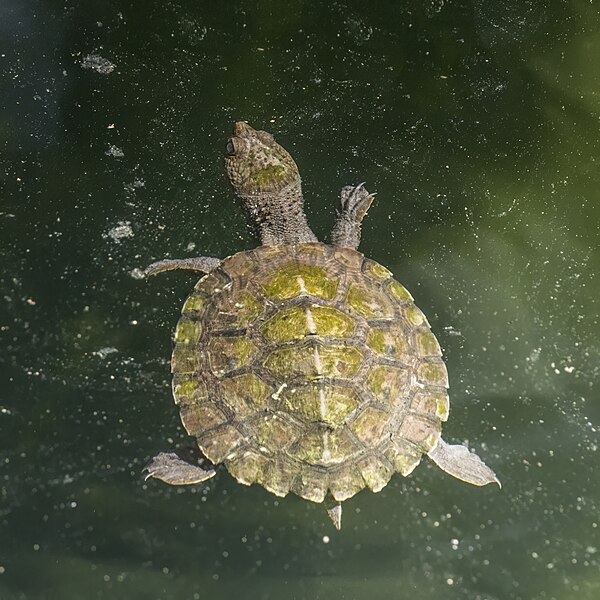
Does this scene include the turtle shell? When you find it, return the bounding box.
[171,243,449,503]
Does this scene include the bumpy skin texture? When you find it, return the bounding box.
[225,122,318,246]
[171,243,450,503]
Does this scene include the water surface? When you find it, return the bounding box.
[1,1,599,599]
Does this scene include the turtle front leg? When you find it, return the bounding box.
[427,438,501,487]
[144,256,222,277]
[144,451,216,485]
[331,183,375,250]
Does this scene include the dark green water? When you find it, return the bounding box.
[1,1,599,599]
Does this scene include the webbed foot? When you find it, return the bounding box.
[339,183,375,222]
[331,183,376,250]
[144,451,216,485]
[144,256,222,277]
[427,438,501,487]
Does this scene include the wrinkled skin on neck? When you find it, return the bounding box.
[225,122,317,246]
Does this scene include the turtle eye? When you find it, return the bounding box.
[226,141,235,155]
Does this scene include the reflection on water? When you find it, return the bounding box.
[1,1,598,599]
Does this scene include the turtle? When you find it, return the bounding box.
[143,121,500,529]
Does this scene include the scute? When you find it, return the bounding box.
[226,449,269,486]
[258,458,295,497]
[346,282,395,319]
[174,318,202,345]
[220,373,271,417]
[172,375,207,406]
[366,326,410,360]
[367,365,411,407]
[277,384,360,426]
[329,465,365,502]
[208,335,258,375]
[252,412,302,453]
[397,414,441,453]
[262,263,338,300]
[261,304,355,343]
[350,406,390,445]
[199,424,244,464]
[411,389,449,421]
[170,242,450,504]
[180,402,227,438]
[386,441,422,476]
[171,346,199,374]
[264,343,363,379]
[290,427,359,466]
[417,360,449,387]
[216,290,264,329]
[292,466,329,503]
[358,455,394,492]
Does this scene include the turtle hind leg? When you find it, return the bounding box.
[144,256,222,277]
[427,438,501,488]
[324,494,343,530]
[144,451,216,485]
[331,183,375,250]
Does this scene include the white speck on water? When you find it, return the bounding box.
[93,347,118,359]
[528,347,542,363]
[105,221,133,243]
[443,325,462,337]
[81,54,116,74]
[322,535,330,544]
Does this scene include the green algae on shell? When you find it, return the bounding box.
[168,243,454,506]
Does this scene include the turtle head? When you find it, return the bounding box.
[225,122,300,197]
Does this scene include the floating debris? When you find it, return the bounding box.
[93,347,119,359]
[105,221,134,243]
[105,145,125,158]
[81,54,116,74]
